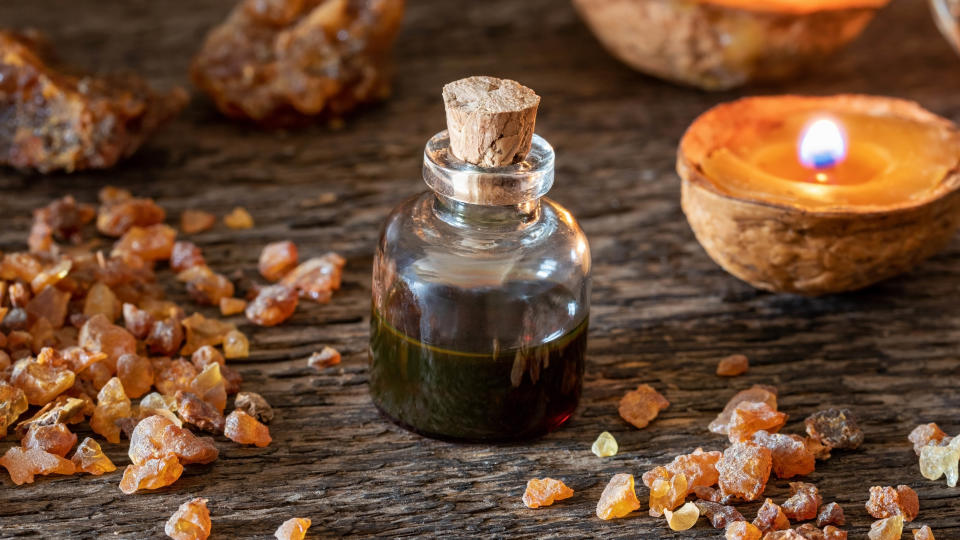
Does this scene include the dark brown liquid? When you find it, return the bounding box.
[368,281,586,442]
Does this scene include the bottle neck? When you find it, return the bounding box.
[422,131,555,207]
[433,194,541,230]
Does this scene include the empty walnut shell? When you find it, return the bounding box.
[678,95,960,295]
[571,0,890,90]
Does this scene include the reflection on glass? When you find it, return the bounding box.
[931,0,960,55]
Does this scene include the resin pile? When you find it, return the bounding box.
[0,188,344,499]
[523,358,943,539]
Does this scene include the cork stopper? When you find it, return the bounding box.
[442,76,540,168]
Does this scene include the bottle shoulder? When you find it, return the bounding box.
[379,192,590,262]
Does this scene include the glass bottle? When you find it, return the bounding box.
[930,0,960,57]
[368,129,591,442]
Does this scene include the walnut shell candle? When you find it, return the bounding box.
[678,95,960,295]
[572,0,890,90]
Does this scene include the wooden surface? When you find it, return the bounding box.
[1,0,959,538]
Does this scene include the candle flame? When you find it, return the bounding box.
[798,118,847,170]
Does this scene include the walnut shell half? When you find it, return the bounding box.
[678,95,960,295]
[571,0,889,91]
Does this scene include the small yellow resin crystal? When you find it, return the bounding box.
[591,431,618,457]
[664,501,700,531]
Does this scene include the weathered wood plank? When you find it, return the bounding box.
[1,0,959,537]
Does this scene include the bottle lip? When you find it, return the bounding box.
[422,130,555,206]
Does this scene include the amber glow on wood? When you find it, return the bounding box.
[699,0,890,14]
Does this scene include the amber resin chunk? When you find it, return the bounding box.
[129,415,218,466]
[805,409,864,450]
[727,401,787,442]
[155,359,199,397]
[275,518,312,540]
[521,478,574,508]
[865,485,919,522]
[178,265,235,306]
[642,447,721,495]
[139,392,179,419]
[0,30,187,173]
[190,363,228,413]
[695,500,743,529]
[23,422,77,457]
[117,354,155,398]
[726,521,762,540]
[191,345,224,369]
[79,313,137,370]
[112,224,177,262]
[794,523,844,539]
[0,381,29,437]
[717,442,772,502]
[191,0,404,127]
[752,430,816,479]
[148,318,187,358]
[90,377,132,444]
[246,284,299,327]
[679,95,960,295]
[28,196,96,252]
[595,473,641,520]
[280,254,346,303]
[259,241,299,281]
[223,330,250,360]
[70,437,117,475]
[11,355,75,405]
[908,423,949,456]
[717,354,749,376]
[119,453,183,494]
[180,313,236,356]
[15,396,87,436]
[817,502,845,527]
[175,391,225,433]
[618,383,669,429]
[223,207,255,229]
[782,482,822,522]
[0,446,75,485]
[26,286,71,329]
[84,282,121,322]
[868,515,903,540]
[97,197,166,238]
[753,498,790,534]
[914,525,935,540]
[165,497,212,540]
[122,302,155,340]
[824,525,848,539]
[234,392,274,423]
[709,385,778,435]
[224,409,272,447]
[180,210,217,235]
[171,242,207,273]
[220,298,247,317]
[308,346,341,369]
[643,467,688,517]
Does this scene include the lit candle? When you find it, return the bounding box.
[677,95,960,295]
[697,107,956,210]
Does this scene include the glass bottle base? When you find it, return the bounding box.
[372,402,577,443]
[368,309,587,443]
